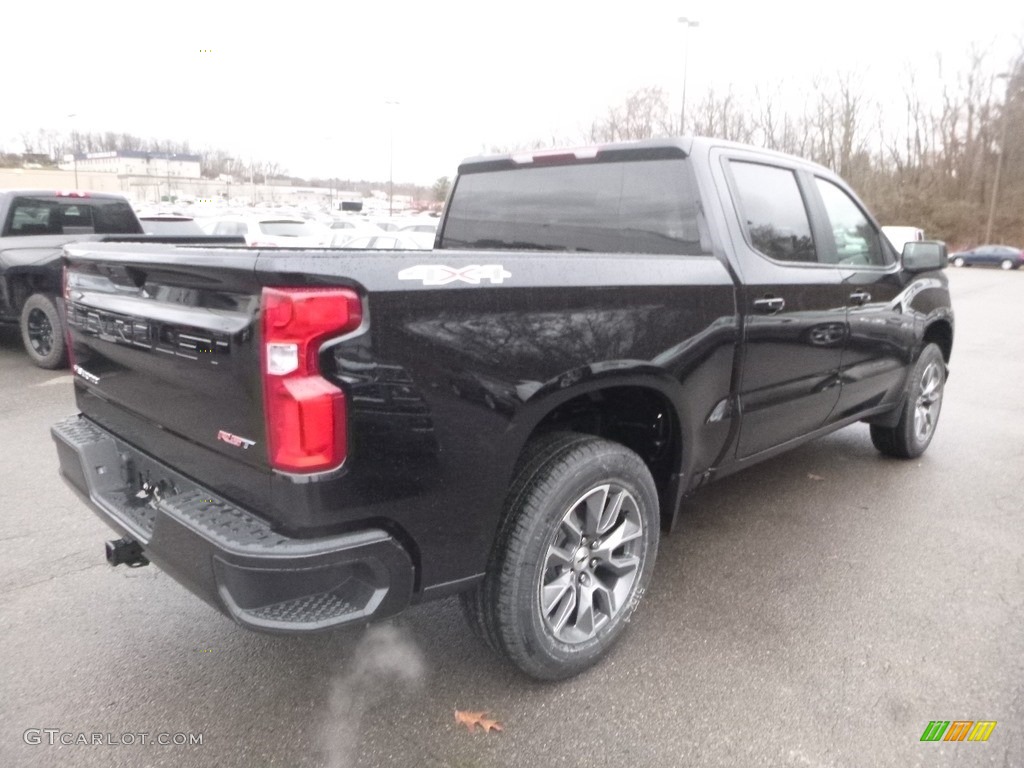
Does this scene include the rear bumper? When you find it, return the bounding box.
[51,414,414,632]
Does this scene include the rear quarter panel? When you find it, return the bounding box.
[256,249,739,593]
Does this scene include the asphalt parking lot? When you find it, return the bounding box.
[1,267,1021,768]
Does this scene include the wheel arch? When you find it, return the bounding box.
[922,318,953,365]
[507,375,689,532]
[3,266,60,317]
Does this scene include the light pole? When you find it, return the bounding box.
[385,100,399,217]
[984,71,1012,244]
[165,145,172,204]
[67,113,79,188]
[322,136,337,212]
[678,17,700,135]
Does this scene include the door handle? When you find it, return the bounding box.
[752,296,786,314]
[849,291,872,306]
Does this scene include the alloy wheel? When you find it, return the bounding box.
[539,483,644,644]
[26,308,54,357]
[914,361,943,443]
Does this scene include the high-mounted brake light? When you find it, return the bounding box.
[511,147,600,165]
[261,287,362,473]
[55,190,90,198]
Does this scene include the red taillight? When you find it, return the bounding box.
[260,287,362,473]
[62,265,76,368]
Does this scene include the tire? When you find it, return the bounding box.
[952,257,965,267]
[19,293,68,369]
[870,343,945,459]
[461,432,660,680]
[1000,259,1014,270]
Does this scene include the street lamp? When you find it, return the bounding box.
[67,113,79,188]
[984,71,1013,244]
[385,100,400,217]
[322,136,338,212]
[678,17,700,135]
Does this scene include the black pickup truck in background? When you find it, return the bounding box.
[0,190,243,368]
[52,138,953,680]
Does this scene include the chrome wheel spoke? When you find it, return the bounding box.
[602,553,640,578]
[592,579,617,614]
[912,362,943,441]
[597,489,627,535]
[574,583,596,637]
[558,513,583,545]
[542,571,574,615]
[582,485,610,537]
[591,516,642,562]
[549,582,577,634]
[546,544,574,570]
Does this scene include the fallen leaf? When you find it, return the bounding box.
[807,473,824,481]
[455,709,503,733]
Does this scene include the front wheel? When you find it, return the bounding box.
[461,433,660,680]
[952,257,965,267]
[870,343,946,459]
[19,293,68,369]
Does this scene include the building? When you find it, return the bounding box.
[56,151,202,204]
[59,151,202,178]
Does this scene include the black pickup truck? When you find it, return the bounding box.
[0,190,242,368]
[52,138,953,680]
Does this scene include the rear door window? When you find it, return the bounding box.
[727,161,818,264]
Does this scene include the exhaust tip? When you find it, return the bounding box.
[105,537,149,568]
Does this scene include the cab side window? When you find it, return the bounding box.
[729,161,818,264]
[814,178,888,266]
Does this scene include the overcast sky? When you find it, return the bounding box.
[3,0,1022,184]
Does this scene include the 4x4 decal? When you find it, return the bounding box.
[398,264,511,286]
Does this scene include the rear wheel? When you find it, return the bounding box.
[1000,259,1014,270]
[19,293,67,369]
[461,432,659,680]
[870,343,945,459]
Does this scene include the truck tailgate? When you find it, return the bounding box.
[64,242,271,504]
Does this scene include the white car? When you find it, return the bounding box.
[881,226,924,254]
[334,232,429,250]
[398,221,438,248]
[206,216,331,247]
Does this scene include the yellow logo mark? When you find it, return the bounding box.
[967,721,997,742]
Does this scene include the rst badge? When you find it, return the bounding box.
[398,264,511,286]
[217,430,255,450]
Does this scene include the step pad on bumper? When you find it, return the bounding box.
[52,414,414,632]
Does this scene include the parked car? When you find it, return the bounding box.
[0,190,243,368]
[334,232,429,249]
[399,221,438,248]
[329,218,370,231]
[949,244,1023,270]
[881,226,925,254]
[138,213,205,236]
[207,216,332,247]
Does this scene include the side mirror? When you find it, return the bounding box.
[902,240,948,272]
